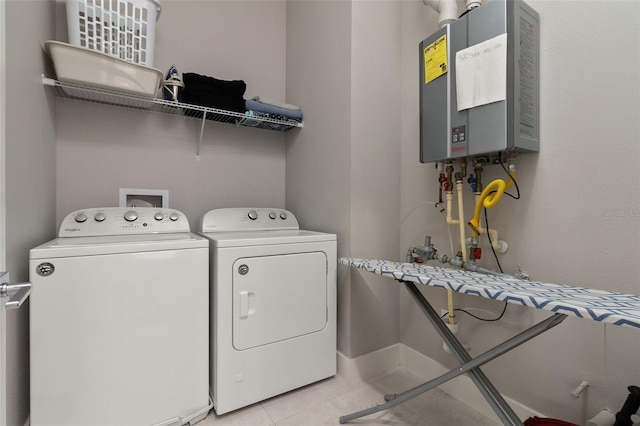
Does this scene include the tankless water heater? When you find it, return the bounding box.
[419,0,539,163]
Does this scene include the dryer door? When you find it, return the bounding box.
[232,251,327,350]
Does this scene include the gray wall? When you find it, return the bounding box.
[284,1,354,354]
[5,0,57,424]
[286,0,402,359]
[399,0,640,424]
[55,0,289,225]
[348,0,402,358]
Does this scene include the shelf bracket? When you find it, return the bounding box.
[197,111,207,161]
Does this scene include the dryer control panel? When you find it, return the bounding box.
[200,208,299,233]
[59,207,191,236]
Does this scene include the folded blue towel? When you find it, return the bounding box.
[245,99,303,121]
[239,110,301,130]
[251,96,300,111]
[240,110,301,130]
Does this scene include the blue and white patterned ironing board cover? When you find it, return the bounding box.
[340,258,640,329]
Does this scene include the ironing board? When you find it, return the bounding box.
[338,258,640,425]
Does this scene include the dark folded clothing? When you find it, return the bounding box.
[182,72,247,113]
[184,82,244,101]
[183,73,246,95]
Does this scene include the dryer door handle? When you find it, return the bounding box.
[239,290,256,318]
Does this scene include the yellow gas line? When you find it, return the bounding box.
[467,171,516,238]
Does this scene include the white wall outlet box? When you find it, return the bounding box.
[119,188,169,208]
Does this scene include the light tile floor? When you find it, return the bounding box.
[198,368,501,426]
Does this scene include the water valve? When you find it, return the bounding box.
[470,247,482,260]
[467,174,477,192]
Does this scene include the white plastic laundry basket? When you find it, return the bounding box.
[66,0,161,66]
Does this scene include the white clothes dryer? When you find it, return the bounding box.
[29,208,211,426]
[200,208,337,415]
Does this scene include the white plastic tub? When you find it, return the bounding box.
[44,40,162,98]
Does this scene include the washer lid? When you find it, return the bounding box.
[30,232,208,259]
[201,229,336,248]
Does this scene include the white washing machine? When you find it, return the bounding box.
[29,207,211,426]
[199,208,337,415]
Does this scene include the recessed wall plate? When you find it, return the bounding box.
[119,188,169,208]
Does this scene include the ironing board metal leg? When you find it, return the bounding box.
[338,281,567,425]
[404,281,523,425]
[383,308,566,402]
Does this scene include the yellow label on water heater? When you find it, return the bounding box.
[424,34,448,84]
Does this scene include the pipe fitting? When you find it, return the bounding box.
[474,163,484,193]
[467,174,477,193]
[435,251,504,276]
[468,237,482,261]
[445,192,457,224]
[465,0,482,11]
[410,236,438,263]
[438,172,448,199]
[445,161,454,188]
[570,380,590,399]
[459,158,468,178]
[406,249,415,263]
[587,409,616,426]
[422,0,459,27]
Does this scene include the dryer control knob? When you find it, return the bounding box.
[94,212,106,222]
[280,212,288,220]
[269,212,276,220]
[74,213,87,223]
[169,212,179,221]
[154,212,164,221]
[124,210,138,222]
[248,210,258,221]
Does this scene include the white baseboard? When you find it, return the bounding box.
[338,344,545,423]
[337,343,403,384]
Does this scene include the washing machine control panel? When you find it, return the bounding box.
[201,208,299,232]
[59,207,191,236]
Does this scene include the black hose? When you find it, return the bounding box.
[614,385,640,426]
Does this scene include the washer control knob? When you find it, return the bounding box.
[74,213,87,223]
[154,212,164,221]
[269,211,276,220]
[124,211,138,222]
[248,210,258,221]
[280,211,288,220]
[169,212,179,221]
[94,212,106,222]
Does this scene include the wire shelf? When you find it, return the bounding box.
[42,77,304,132]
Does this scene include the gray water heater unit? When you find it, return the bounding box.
[419,0,539,163]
